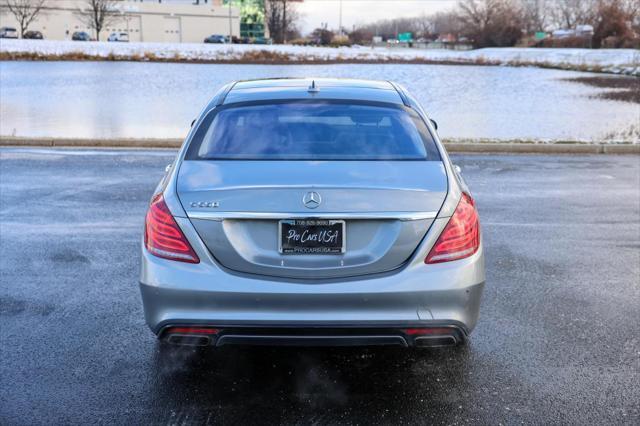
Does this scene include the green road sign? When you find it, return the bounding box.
[535,32,546,40]
[398,32,412,42]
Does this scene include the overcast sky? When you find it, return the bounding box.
[296,0,457,34]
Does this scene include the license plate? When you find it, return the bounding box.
[279,219,345,254]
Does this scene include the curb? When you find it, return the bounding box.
[0,137,183,148]
[1,137,638,154]
[443,142,639,154]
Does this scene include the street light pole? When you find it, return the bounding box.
[228,1,232,43]
[339,0,342,36]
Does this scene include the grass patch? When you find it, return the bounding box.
[564,76,640,103]
[0,50,637,76]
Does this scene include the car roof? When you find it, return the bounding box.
[221,78,405,105]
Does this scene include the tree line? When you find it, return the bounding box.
[3,0,638,48]
[349,0,639,48]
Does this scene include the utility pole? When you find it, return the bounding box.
[228,0,232,43]
[338,0,342,36]
[282,0,287,44]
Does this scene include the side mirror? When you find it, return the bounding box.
[430,119,438,130]
[191,119,196,128]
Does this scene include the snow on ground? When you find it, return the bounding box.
[1,39,638,75]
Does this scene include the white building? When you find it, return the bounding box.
[0,0,240,42]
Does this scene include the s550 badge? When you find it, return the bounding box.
[190,201,219,208]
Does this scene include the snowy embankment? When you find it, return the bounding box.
[1,39,639,75]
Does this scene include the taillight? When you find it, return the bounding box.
[144,194,199,263]
[425,193,479,264]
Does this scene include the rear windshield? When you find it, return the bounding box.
[186,101,440,161]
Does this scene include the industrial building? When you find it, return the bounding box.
[0,0,240,43]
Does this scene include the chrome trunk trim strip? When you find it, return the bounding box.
[187,211,438,221]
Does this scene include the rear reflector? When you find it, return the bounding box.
[425,192,480,264]
[404,327,453,336]
[145,194,199,263]
[166,327,219,335]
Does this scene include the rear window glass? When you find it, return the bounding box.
[186,101,440,161]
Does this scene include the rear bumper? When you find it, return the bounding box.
[140,277,484,332]
[140,215,486,346]
[140,261,484,343]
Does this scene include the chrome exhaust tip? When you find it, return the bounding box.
[166,334,212,347]
[414,335,458,348]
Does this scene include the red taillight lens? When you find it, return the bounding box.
[425,193,480,264]
[144,194,199,263]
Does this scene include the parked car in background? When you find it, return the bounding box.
[140,78,485,351]
[108,32,129,42]
[72,31,91,41]
[204,34,226,44]
[253,37,271,45]
[23,31,44,40]
[0,27,18,39]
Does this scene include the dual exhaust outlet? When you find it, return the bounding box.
[162,326,462,348]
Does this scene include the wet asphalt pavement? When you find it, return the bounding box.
[1,148,639,425]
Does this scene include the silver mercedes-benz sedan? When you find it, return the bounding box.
[140,78,484,349]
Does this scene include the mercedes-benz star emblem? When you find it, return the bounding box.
[303,191,321,209]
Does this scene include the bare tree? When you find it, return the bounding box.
[3,0,47,38]
[621,0,640,34]
[311,23,335,45]
[519,0,549,33]
[265,0,300,43]
[549,0,595,29]
[414,13,435,38]
[592,0,638,47]
[75,0,122,41]
[427,11,462,38]
[456,0,523,47]
[265,0,282,42]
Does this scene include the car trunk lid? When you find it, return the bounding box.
[177,160,447,279]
